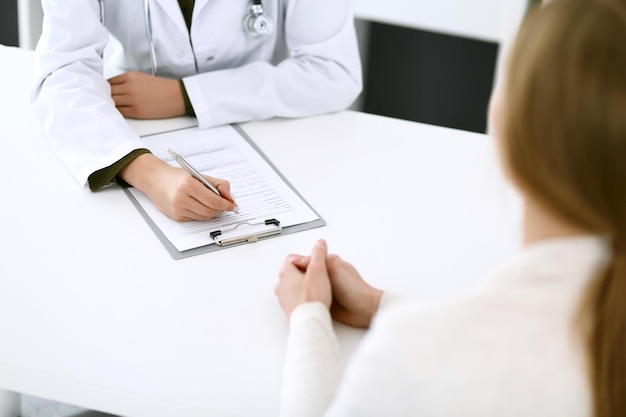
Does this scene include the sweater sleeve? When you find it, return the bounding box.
[88,148,150,190]
[278,294,413,417]
[279,302,340,417]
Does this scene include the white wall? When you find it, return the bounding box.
[353,0,527,43]
[17,0,43,49]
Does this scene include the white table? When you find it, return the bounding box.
[0,44,521,417]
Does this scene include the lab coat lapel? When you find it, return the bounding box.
[151,0,189,38]
[192,0,212,16]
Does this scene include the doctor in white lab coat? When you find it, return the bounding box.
[31,0,362,221]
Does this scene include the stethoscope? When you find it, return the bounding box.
[97,0,273,76]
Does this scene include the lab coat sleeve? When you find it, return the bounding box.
[184,0,363,129]
[31,0,146,189]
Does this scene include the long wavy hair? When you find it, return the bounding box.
[501,1,626,416]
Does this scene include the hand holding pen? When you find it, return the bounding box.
[166,148,239,219]
[168,148,222,196]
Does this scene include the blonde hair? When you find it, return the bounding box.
[502,1,626,416]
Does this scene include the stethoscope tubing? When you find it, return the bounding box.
[143,0,158,76]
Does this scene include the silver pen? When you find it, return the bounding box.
[167,148,222,196]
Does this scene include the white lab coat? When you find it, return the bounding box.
[31,0,362,189]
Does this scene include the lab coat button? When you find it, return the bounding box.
[178,51,185,58]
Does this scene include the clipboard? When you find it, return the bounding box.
[123,124,325,259]
[210,218,282,246]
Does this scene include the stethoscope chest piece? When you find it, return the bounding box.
[242,1,273,37]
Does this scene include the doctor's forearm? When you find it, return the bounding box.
[118,153,166,192]
[108,72,187,119]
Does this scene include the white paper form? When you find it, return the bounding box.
[127,125,320,252]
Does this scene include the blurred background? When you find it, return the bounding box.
[0,0,533,134]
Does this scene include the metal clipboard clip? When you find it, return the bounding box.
[209,219,282,246]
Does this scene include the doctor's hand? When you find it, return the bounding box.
[289,252,383,328]
[108,71,186,120]
[275,240,333,318]
[119,153,238,222]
